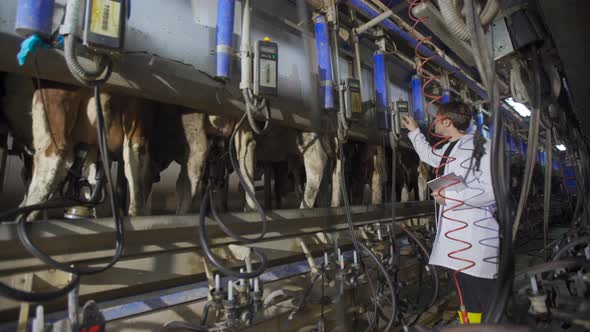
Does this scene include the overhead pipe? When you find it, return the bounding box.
[343,0,525,132]
[411,75,425,124]
[353,8,393,36]
[314,13,335,110]
[345,0,487,100]
[216,0,236,80]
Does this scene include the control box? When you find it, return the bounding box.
[83,0,127,52]
[345,78,362,119]
[254,40,278,96]
[393,99,410,135]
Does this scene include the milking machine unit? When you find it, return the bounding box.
[392,98,410,137]
[0,1,129,330]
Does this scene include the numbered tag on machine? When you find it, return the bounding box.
[254,40,278,97]
[345,78,362,119]
[84,0,126,52]
[393,99,410,135]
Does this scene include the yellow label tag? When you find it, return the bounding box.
[90,0,121,38]
[351,92,362,113]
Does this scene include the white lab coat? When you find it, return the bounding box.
[408,128,499,279]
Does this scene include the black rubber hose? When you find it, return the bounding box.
[485,86,514,323]
[209,188,265,243]
[552,236,590,261]
[399,225,440,326]
[242,89,271,135]
[198,186,267,279]
[200,302,213,326]
[338,142,379,332]
[162,321,209,331]
[15,85,125,276]
[358,242,396,332]
[227,114,267,240]
[0,273,80,302]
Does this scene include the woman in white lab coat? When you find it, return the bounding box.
[402,101,499,324]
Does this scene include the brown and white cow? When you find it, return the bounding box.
[19,80,154,218]
[151,108,346,213]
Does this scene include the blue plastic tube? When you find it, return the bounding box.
[15,0,55,38]
[441,89,451,104]
[539,150,546,166]
[216,0,235,79]
[476,110,484,133]
[509,135,516,153]
[314,14,334,109]
[411,75,425,123]
[374,51,389,130]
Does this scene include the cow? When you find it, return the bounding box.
[2,75,395,217]
[2,78,155,219]
[150,107,346,213]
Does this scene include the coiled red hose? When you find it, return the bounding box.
[407,0,474,323]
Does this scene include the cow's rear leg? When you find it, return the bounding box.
[298,132,327,209]
[371,146,385,205]
[122,98,153,217]
[22,151,69,219]
[331,155,342,208]
[235,127,256,211]
[176,113,208,215]
[22,90,75,219]
[417,163,429,201]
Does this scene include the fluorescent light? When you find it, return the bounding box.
[505,98,531,117]
[555,144,566,151]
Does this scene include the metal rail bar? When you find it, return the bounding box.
[0,202,433,321]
